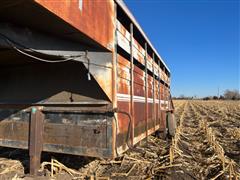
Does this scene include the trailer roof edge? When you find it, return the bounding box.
[115,0,170,74]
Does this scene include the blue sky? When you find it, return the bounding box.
[124,0,239,97]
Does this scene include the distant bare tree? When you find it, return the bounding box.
[179,95,185,99]
[213,96,218,100]
[219,95,224,100]
[223,89,240,100]
[203,97,211,100]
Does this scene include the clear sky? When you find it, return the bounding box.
[124,0,239,98]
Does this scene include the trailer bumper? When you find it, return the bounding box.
[0,106,114,159]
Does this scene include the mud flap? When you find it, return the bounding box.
[167,112,176,137]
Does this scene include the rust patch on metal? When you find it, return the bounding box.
[35,0,115,51]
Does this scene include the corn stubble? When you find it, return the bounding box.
[0,100,239,180]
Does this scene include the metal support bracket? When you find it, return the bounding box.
[29,107,44,175]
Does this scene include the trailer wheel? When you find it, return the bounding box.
[167,112,176,137]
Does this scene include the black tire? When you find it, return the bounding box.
[167,112,176,137]
[155,129,167,140]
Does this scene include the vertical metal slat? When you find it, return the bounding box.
[144,43,148,143]
[152,53,156,131]
[158,59,161,127]
[130,23,134,145]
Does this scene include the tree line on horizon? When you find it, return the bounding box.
[173,89,240,100]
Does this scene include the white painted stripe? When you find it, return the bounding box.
[117,93,130,98]
[117,93,131,102]
[118,99,170,109]
[133,95,145,100]
[160,100,169,104]
[117,98,130,102]
[117,93,170,104]
[134,99,145,103]
[148,99,153,103]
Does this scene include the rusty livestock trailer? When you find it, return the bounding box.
[0,0,174,175]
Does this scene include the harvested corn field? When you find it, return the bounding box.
[169,100,240,179]
[0,100,239,179]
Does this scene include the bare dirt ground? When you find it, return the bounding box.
[0,100,239,180]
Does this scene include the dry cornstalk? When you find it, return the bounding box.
[41,158,85,178]
[96,176,110,180]
[154,163,182,171]
[200,119,240,179]
[100,160,122,165]
[0,159,23,175]
[111,163,136,177]
[124,155,151,163]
